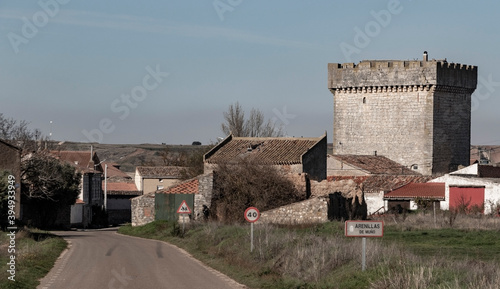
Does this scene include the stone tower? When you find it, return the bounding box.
[328,53,477,175]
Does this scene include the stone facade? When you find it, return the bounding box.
[193,173,213,220]
[131,193,155,227]
[259,197,329,225]
[328,55,477,175]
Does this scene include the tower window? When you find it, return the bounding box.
[362,97,366,104]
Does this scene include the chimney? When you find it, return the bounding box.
[423,51,428,62]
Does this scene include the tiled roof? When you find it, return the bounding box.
[478,165,500,178]
[329,154,419,175]
[327,175,432,193]
[104,162,131,179]
[105,182,140,195]
[136,166,184,178]
[49,151,101,173]
[157,178,198,194]
[384,182,445,200]
[205,134,325,165]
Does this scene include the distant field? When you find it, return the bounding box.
[53,141,211,172]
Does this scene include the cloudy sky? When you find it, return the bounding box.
[1,1,499,145]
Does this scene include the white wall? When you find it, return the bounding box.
[430,174,500,214]
[134,168,142,193]
[365,191,384,215]
[450,163,478,175]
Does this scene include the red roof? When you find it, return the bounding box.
[384,182,445,200]
[157,179,199,194]
[49,151,101,173]
[104,162,131,179]
[105,182,140,196]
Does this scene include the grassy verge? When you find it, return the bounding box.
[0,229,67,289]
[119,217,500,289]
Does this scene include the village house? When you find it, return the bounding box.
[203,133,327,181]
[429,163,500,214]
[50,150,104,227]
[131,173,213,226]
[0,139,22,219]
[383,182,445,212]
[100,162,140,225]
[134,166,184,194]
[105,182,141,225]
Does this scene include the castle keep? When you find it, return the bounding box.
[328,53,477,175]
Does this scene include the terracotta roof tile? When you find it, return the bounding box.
[105,182,140,196]
[49,151,101,173]
[327,175,432,193]
[205,136,324,165]
[329,154,419,175]
[157,179,198,194]
[136,166,185,178]
[104,162,131,179]
[384,182,445,200]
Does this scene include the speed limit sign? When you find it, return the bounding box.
[244,207,260,223]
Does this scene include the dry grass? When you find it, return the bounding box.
[376,210,500,231]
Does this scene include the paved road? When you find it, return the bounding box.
[38,228,245,289]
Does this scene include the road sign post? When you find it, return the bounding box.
[345,220,384,271]
[244,207,260,252]
[177,200,192,235]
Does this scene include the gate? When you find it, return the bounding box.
[155,194,194,221]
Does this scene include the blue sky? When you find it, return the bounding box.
[1,0,499,145]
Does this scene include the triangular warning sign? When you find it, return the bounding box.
[176,200,192,214]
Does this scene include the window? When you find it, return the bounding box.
[157,185,164,190]
[362,97,366,104]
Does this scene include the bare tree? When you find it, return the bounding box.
[221,102,247,137]
[221,102,284,137]
[0,113,44,152]
[211,158,304,223]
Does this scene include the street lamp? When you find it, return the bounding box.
[94,159,107,211]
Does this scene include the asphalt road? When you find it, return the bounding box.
[37,228,246,289]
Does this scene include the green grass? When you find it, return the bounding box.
[0,229,67,289]
[383,227,500,261]
[119,220,500,289]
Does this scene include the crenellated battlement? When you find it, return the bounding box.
[328,55,477,91]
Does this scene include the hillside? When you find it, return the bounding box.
[53,141,211,173]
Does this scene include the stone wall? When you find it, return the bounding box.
[194,173,213,220]
[328,58,477,176]
[131,193,155,227]
[259,197,329,225]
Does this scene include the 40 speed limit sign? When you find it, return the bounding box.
[244,207,260,223]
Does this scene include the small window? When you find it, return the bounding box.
[362,97,366,104]
[157,185,164,190]
[159,178,163,183]
[411,164,418,170]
